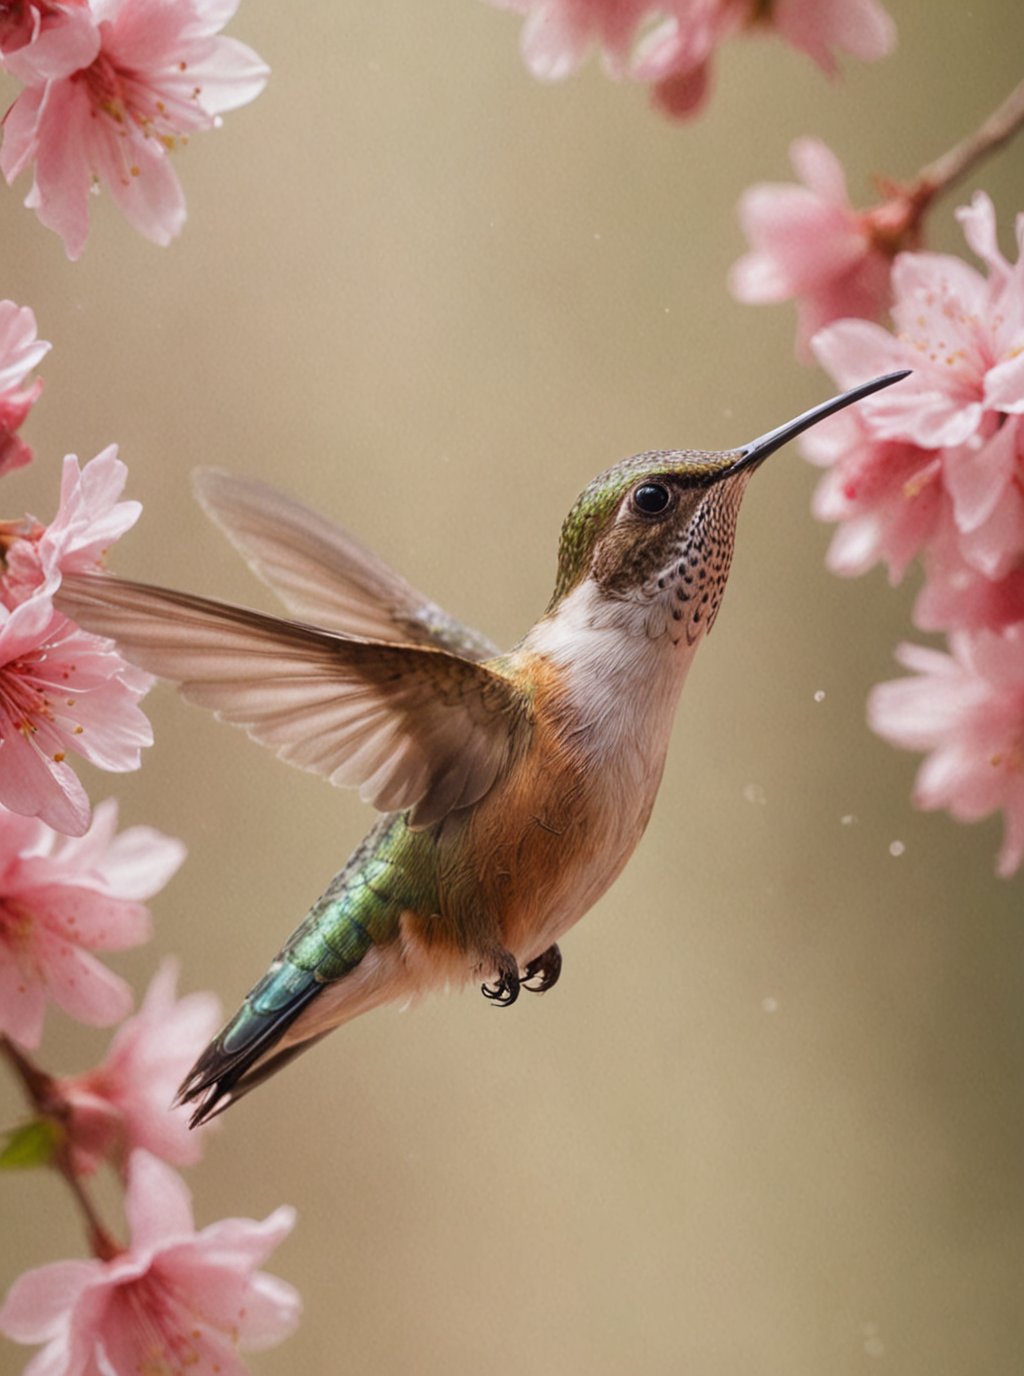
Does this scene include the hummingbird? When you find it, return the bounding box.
[56,371,907,1126]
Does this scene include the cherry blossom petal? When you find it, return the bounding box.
[37,935,136,1026]
[179,34,269,114]
[942,423,1018,534]
[0,1261,95,1343]
[60,958,219,1173]
[984,353,1024,413]
[22,78,95,262]
[869,626,1024,875]
[124,1148,195,1249]
[812,317,907,390]
[0,949,48,1048]
[770,0,895,76]
[956,191,1011,285]
[0,302,50,390]
[0,83,45,184]
[0,802,180,1044]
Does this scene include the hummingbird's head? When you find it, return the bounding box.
[547,372,909,647]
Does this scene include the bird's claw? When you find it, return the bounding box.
[481,950,520,1007]
[522,943,562,994]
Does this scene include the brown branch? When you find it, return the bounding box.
[914,76,1024,206]
[1,1036,121,1261]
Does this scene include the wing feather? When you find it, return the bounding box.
[193,468,499,662]
[56,573,529,829]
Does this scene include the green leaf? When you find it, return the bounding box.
[0,1118,63,1170]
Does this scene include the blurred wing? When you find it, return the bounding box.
[193,468,499,662]
[57,574,529,829]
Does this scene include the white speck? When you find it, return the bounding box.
[862,1321,884,1358]
[813,689,826,702]
[742,782,766,805]
[889,840,906,857]
[840,814,857,826]
[761,997,778,1013]
[593,232,602,241]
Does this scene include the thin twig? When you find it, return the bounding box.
[915,76,1024,204]
[1,1036,121,1260]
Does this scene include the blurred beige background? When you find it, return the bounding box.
[2,4,1023,1374]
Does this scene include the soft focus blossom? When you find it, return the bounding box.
[0,1150,300,1375]
[0,300,49,478]
[0,798,183,1046]
[487,0,655,81]
[1,0,269,259]
[631,0,737,119]
[486,0,894,120]
[1,445,141,605]
[731,138,909,358]
[57,958,220,1175]
[869,626,1024,877]
[915,540,1024,634]
[811,195,1024,587]
[764,0,895,77]
[0,592,152,834]
[0,0,99,84]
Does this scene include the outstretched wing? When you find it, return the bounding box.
[57,574,529,829]
[193,468,499,662]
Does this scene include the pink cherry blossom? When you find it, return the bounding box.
[915,541,1024,635]
[731,138,912,358]
[868,625,1024,877]
[0,591,152,835]
[814,193,1024,447]
[0,798,184,1046]
[486,0,894,120]
[812,194,1024,586]
[765,0,895,78]
[0,1149,300,1375]
[0,300,49,478]
[631,0,738,120]
[57,958,220,1175]
[1,0,269,259]
[801,406,944,583]
[486,0,655,81]
[0,0,99,83]
[1,445,141,606]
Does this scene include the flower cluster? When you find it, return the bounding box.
[0,0,268,258]
[0,303,299,1373]
[0,305,153,837]
[1,1151,300,1375]
[484,0,894,120]
[733,133,1024,873]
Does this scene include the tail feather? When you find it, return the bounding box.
[178,964,323,1126]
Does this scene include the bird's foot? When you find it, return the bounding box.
[522,943,562,994]
[481,949,520,1007]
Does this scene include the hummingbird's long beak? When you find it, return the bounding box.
[710,370,911,484]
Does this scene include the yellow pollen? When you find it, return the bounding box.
[130,165,140,177]
[53,752,65,763]
[73,725,84,735]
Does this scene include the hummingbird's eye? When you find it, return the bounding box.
[632,482,671,516]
